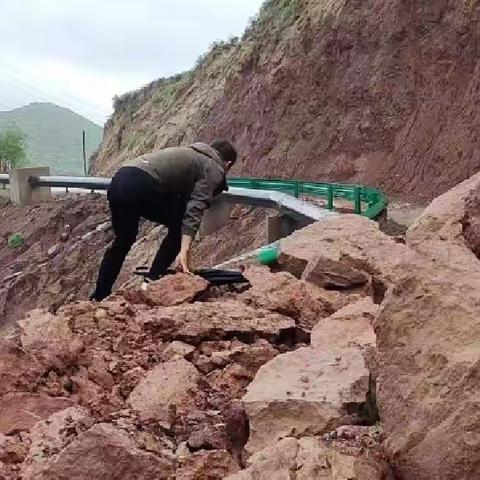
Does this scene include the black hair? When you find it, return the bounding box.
[211,140,237,165]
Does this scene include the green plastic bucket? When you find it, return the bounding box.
[257,245,279,265]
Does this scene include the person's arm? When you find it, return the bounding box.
[175,234,193,273]
[175,163,223,273]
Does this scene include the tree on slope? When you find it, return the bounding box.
[0,128,28,173]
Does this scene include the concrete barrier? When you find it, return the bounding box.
[10,167,51,206]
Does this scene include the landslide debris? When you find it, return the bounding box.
[3,173,480,479]
[1,259,381,479]
[0,195,267,331]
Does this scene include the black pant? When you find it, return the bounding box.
[92,167,186,301]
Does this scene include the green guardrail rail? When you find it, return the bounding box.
[227,178,388,219]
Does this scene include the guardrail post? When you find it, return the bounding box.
[327,185,334,210]
[266,213,297,243]
[294,181,299,198]
[354,186,362,214]
[10,167,51,206]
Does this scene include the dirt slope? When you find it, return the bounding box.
[91,0,480,201]
[0,196,267,331]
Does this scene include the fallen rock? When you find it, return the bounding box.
[278,215,408,298]
[21,407,94,478]
[243,299,377,454]
[128,359,200,427]
[302,255,369,290]
[187,424,229,451]
[375,254,480,479]
[0,393,74,434]
[226,437,392,479]
[408,170,480,268]
[310,298,378,349]
[408,171,480,247]
[47,244,60,258]
[143,273,209,307]
[204,342,279,403]
[239,267,334,330]
[22,422,174,479]
[0,433,29,465]
[177,450,239,480]
[19,310,82,369]
[141,300,296,344]
[161,341,195,361]
[0,340,44,395]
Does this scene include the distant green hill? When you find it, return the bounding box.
[0,102,103,175]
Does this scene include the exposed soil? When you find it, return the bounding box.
[0,196,269,331]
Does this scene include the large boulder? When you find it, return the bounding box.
[128,359,200,428]
[243,299,377,454]
[239,266,339,331]
[142,273,209,307]
[19,310,82,369]
[374,175,480,479]
[0,393,74,434]
[375,246,480,479]
[302,256,369,290]
[226,437,392,480]
[176,450,239,479]
[22,422,174,480]
[408,171,480,246]
[21,407,94,479]
[140,300,296,344]
[407,170,480,268]
[0,340,44,395]
[277,215,409,300]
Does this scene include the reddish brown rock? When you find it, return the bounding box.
[176,450,239,480]
[161,341,196,361]
[204,341,279,404]
[239,267,334,331]
[302,256,369,290]
[0,434,29,465]
[226,437,392,480]
[22,422,174,479]
[128,359,200,427]
[310,298,378,349]
[375,255,480,479]
[21,407,94,478]
[143,273,209,307]
[187,424,229,451]
[0,393,74,434]
[278,215,409,294]
[19,310,82,370]
[0,340,44,395]
[141,300,295,344]
[243,299,377,455]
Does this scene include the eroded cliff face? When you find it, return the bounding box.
[92,0,480,201]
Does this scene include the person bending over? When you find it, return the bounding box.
[90,140,237,301]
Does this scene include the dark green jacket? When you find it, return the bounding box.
[124,143,227,237]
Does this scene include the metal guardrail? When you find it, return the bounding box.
[0,174,388,219]
[228,178,387,219]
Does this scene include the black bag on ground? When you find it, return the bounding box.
[134,266,248,286]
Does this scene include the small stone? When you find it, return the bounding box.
[47,244,60,258]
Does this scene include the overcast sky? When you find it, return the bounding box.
[0,0,264,125]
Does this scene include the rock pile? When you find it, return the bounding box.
[0,263,376,479]
[2,174,480,479]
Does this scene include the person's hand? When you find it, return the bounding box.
[175,235,193,274]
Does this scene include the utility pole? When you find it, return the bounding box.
[82,130,87,176]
